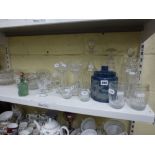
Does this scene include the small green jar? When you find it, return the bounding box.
[18,73,29,96]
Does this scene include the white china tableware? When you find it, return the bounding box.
[34,118,69,135]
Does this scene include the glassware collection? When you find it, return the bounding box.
[0,45,150,135]
[0,47,149,112]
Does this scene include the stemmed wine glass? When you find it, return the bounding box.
[52,63,61,92]
[56,62,73,99]
[37,71,51,97]
[58,62,68,89]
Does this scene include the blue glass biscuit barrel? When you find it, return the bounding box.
[91,66,118,103]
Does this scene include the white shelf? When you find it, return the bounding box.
[0,84,154,124]
[0,19,91,28]
[0,20,150,36]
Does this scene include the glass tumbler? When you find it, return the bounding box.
[69,63,82,96]
[52,63,61,92]
[37,72,49,97]
[128,84,149,111]
[109,82,126,109]
[27,73,38,90]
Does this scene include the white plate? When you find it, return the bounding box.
[0,111,13,121]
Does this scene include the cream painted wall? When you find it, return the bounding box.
[8,32,140,74]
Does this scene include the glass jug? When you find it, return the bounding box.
[128,84,149,111]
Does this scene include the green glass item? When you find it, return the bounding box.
[18,72,29,96]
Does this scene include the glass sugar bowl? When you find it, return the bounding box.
[79,89,90,102]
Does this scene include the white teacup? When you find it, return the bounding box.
[81,117,96,131]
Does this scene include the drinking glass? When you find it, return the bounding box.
[27,73,38,90]
[57,62,68,92]
[69,63,82,96]
[37,72,50,97]
[109,82,126,109]
[128,84,149,111]
[52,63,61,92]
